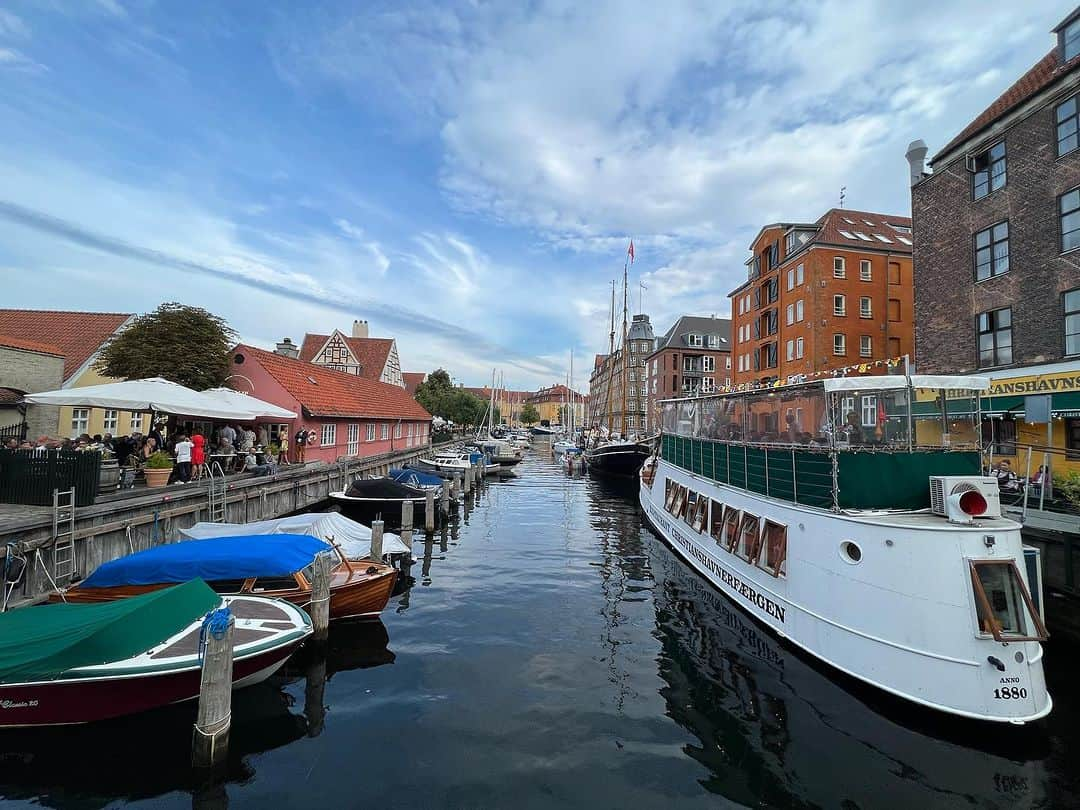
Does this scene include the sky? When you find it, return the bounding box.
[0,1,1071,390]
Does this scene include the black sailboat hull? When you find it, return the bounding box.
[584,443,651,477]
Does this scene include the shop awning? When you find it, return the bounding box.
[981,391,1080,418]
[22,377,296,421]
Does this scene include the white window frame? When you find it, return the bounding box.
[833,334,847,356]
[786,304,794,325]
[796,337,805,359]
[688,333,703,348]
[786,340,794,361]
[702,377,715,393]
[795,300,804,322]
[861,395,878,427]
[796,263,804,285]
[702,356,715,372]
[381,423,389,440]
[321,423,336,448]
[130,412,143,432]
[860,259,872,281]
[71,408,89,436]
[860,335,873,357]
[786,268,794,290]
[347,423,360,455]
[102,409,118,433]
[627,415,636,428]
[366,423,376,442]
[833,295,846,316]
[860,297,872,318]
[834,257,846,278]
[707,334,719,348]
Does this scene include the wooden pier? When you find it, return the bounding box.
[0,444,439,609]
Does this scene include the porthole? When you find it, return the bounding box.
[840,541,862,564]
[233,353,245,365]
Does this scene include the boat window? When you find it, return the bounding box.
[709,500,725,542]
[206,579,250,594]
[738,513,761,562]
[251,576,302,593]
[664,479,677,510]
[671,485,687,517]
[723,507,741,552]
[760,520,787,577]
[690,497,708,533]
[683,491,698,525]
[970,561,1047,641]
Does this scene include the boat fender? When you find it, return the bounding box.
[198,607,233,664]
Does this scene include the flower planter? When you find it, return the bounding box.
[98,459,121,491]
[144,467,172,488]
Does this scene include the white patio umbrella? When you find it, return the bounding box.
[22,377,282,421]
[200,387,296,420]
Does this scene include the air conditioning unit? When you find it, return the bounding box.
[929,476,1000,523]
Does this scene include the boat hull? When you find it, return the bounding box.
[329,493,427,531]
[585,443,650,476]
[640,457,1052,724]
[0,638,302,728]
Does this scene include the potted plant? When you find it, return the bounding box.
[143,450,173,488]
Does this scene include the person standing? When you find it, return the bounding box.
[221,423,236,451]
[277,432,290,465]
[191,433,206,480]
[294,427,308,464]
[174,433,194,483]
[257,424,269,448]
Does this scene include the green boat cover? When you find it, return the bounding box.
[0,579,220,683]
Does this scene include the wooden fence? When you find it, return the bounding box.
[0,449,102,506]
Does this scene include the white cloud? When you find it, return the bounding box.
[0,10,29,38]
[0,47,46,73]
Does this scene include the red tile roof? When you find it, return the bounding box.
[461,386,531,403]
[402,372,426,396]
[0,309,131,381]
[934,50,1080,163]
[237,344,430,421]
[298,332,394,381]
[0,334,64,357]
[812,208,913,253]
[527,383,584,403]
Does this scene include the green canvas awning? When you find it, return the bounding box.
[980,391,1080,417]
[0,579,219,683]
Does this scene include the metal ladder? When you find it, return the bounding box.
[206,461,227,523]
[51,487,76,584]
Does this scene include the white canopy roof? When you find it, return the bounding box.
[23,377,296,421]
[822,375,990,393]
[201,387,296,419]
[180,512,410,559]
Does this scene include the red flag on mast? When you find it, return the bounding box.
[627,240,635,264]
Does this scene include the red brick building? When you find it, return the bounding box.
[645,315,732,433]
[230,344,431,464]
[729,209,915,386]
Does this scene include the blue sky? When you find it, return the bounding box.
[0,0,1070,388]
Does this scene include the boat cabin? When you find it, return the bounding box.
[659,374,989,512]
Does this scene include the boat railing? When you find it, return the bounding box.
[985,442,1080,520]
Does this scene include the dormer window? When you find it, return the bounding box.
[1063,16,1080,62]
[688,333,703,348]
[972,141,1006,200]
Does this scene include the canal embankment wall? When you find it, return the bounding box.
[0,443,439,609]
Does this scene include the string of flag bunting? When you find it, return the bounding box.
[714,356,907,395]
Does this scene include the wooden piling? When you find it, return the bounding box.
[192,613,234,770]
[464,466,473,495]
[440,480,450,515]
[370,519,384,560]
[425,489,436,532]
[310,551,332,642]
[401,498,414,547]
[450,475,459,501]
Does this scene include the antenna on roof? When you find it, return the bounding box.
[839,186,846,209]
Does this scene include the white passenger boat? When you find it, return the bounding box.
[640,374,1051,724]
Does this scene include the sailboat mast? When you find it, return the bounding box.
[620,250,630,438]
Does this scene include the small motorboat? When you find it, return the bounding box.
[180,512,412,564]
[551,439,578,457]
[389,467,444,491]
[59,534,398,621]
[530,425,557,436]
[415,452,472,477]
[0,579,311,728]
[329,477,429,530]
[476,439,523,467]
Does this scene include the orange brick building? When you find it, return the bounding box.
[729,208,915,386]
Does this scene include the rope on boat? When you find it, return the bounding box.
[198,606,233,665]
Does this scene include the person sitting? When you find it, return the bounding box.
[242,447,276,476]
[994,460,1022,493]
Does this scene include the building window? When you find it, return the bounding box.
[888,262,901,285]
[707,334,719,348]
[130,412,143,432]
[640,385,647,397]
[765,342,778,369]
[833,295,846,316]
[394,422,402,439]
[972,141,1006,200]
[321,423,336,447]
[408,423,414,437]
[833,257,845,278]
[860,335,872,357]
[71,408,89,435]
[703,356,715,372]
[860,259,872,281]
[974,221,1009,280]
[785,303,793,325]
[366,423,376,441]
[833,334,846,356]
[795,300,804,322]
[796,263,804,285]
[785,231,796,254]
[102,410,118,432]
[1059,95,1079,156]
[860,297,872,318]
[1066,289,1080,355]
[888,298,901,322]
[1064,16,1080,61]
[688,333,703,347]
[861,396,878,428]
[796,337,805,359]
[628,399,636,411]
[347,424,360,455]
[977,308,1013,368]
[702,378,715,394]
[1062,187,1080,252]
[786,268,794,290]
[786,339,794,361]
[381,423,389,440]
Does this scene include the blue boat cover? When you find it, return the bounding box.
[390,467,443,487]
[80,534,331,588]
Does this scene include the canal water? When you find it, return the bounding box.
[2,448,1079,809]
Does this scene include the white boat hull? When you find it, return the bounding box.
[640,458,1052,724]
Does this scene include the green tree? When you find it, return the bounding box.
[520,403,539,425]
[414,368,454,416]
[95,302,236,390]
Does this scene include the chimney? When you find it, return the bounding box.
[905,139,929,188]
[352,319,369,338]
[275,337,299,359]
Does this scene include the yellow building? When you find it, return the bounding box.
[0,309,139,438]
[527,384,586,427]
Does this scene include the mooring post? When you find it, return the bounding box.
[440,479,451,515]
[425,489,436,533]
[478,458,485,482]
[310,551,332,642]
[450,474,459,502]
[401,498,414,547]
[464,465,473,495]
[192,612,235,771]
[370,519,385,561]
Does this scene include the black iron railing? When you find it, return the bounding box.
[0,449,102,506]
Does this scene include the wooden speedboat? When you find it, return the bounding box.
[58,533,397,621]
[0,579,311,727]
